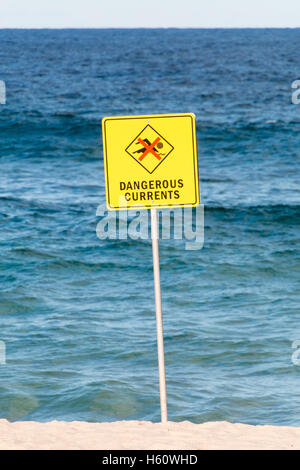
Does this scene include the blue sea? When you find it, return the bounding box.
[0,29,299,425]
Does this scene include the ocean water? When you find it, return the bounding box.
[0,29,299,425]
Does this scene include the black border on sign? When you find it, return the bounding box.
[125,124,174,174]
[102,114,199,210]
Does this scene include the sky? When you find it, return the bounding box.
[1,0,300,28]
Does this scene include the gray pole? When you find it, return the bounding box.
[151,208,168,423]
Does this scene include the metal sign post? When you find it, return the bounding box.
[151,208,168,423]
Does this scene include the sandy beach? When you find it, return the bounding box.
[0,420,299,450]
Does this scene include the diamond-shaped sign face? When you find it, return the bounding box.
[125,124,174,174]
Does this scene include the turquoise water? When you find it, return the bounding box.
[0,29,300,424]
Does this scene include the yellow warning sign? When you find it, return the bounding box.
[102,113,200,210]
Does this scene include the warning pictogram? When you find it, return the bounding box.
[125,125,174,174]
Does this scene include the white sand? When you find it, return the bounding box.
[0,419,299,450]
